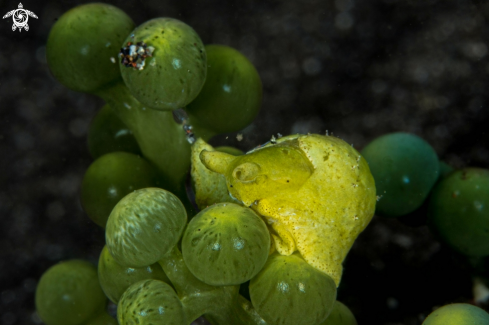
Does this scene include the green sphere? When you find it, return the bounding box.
[428,168,489,256]
[118,280,185,325]
[120,18,206,110]
[182,203,270,286]
[81,152,160,228]
[319,301,357,325]
[361,132,440,217]
[422,303,489,325]
[35,260,107,325]
[250,253,337,325]
[186,45,262,133]
[106,188,187,267]
[46,3,134,93]
[98,245,171,303]
[88,104,141,159]
[85,312,118,325]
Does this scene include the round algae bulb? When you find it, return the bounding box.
[118,280,185,325]
[120,18,206,110]
[98,245,170,303]
[320,301,357,325]
[85,312,118,325]
[46,3,134,93]
[35,260,106,325]
[81,152,159,228]
[428,168,489,256]
[88,104,141,159]
[362,132,439,217]
[250,253,337,325]
[422,303,489,325]
[186,45,262,133]
[182,203,270,286]
[106,188,187,267]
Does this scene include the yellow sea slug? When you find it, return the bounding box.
[199,134,376,286]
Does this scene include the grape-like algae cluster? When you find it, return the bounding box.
[35,2,489,325]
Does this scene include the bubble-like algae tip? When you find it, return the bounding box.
[46,3,135,93]
[119,17,207,110]
[85,312,118,325]
[36,260,107,325]
[428,167,489,256]
[361,132,439,217]
[319,301,357,325]
[98,245,170,304]
[106,188,187,268]
[250,253,337,325]
[185,44,263,134]
[422,303,489,325]
[118,279,185,325]
[182,202,270,286]
[202,133,376,286]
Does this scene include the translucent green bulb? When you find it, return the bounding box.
[422,303,489,325]
[87,104,141,159]
[120,18,206,110]
[186,45,262,133]
[98,245,171,303]
[319,301,358,325]
[362,132,439,217]
[84,312,118,325]
[428,168,489,256]
[35,260,107,325]
[46,3,134,93]
[106,188,187,267]
[250,253,337,325]
[182,203,270,286]
[81,152,160,228]
[118,280,185,325]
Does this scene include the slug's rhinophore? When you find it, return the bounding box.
[3,3,38,32]
[200,133,377,286]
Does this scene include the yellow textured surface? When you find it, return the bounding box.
[200,134,376,285]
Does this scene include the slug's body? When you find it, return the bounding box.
[200,134,376,285]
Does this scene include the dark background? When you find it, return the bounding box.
[1,0,488,324]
